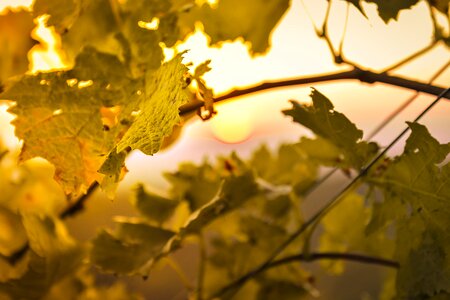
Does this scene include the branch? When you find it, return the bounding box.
[180,68,450,116]
[60,182,99,219]
[207,252,399,299]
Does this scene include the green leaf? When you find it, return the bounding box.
[184,0,290,54]
[60,0,119,61]
[164,161,222,210]
[250,144,318,195]
[283,88,378,169]
[0,10,37,83]
[180,172,259,235]
[319,192,392,274]
[1,48,131,196]
[116,54,189,155]
[0,215,85,299]
[342,0,367,17]
[366,0,420,22]
[131,184,179,225]
[91,220,174,275]
[366,123,450,298]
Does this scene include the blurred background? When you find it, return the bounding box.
[1,0,449,298]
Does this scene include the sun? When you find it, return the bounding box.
[210,101,253,144]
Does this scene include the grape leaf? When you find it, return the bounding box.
[319,192,393,274]
[116,54,189,155]
[0,10,37,83]
[366,123,450,298]
[183,0,290,54]
[91,220,174,275]
[250,144,318,195]
[180,171,259,235]
[283,88,378,169]
[0,215,85,299]
[131,184,179,225]
[1,48,131,196]
[2,48,188,196]
[60,0,119,61]
[342,0,367,17]
[164,161,222,210]
[365,0,420,22]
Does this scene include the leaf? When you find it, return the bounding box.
[131,184,179,225]
[164,161,222,210]
[0,10,37,83]
[1,48,131,196]
[319,192,392,274]
[60,0,119,61]
[91,220,174,275]
[365,0,421,22]
[180,171,259,235]
[283,88,378,169]
[366,123,450,298]
[250,144,318,194]
[343,0,367,17]
[116,54,189,155]
[184,0,290,54]
[33,0,81,33]
[0,215,85,299]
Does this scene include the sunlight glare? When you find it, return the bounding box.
[0,0,32,14]
[30,16,67,72]
[210,102,253,144]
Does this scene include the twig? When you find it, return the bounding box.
[382,42,438,73]
[206,252,399,299]
[208,87,450,300]
[60,182,99,218]
[180,68,450,116]
[270,252,399,273]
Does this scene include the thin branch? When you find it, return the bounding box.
[338,2,350,56]
[265,252,399,272]
[60,182,99,218]
[382,42,438,73]
[207,252,398,300]
[367,59,450,139]
[180,68,450,116]
[208,87,450,300]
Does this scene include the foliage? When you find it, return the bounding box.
[0,0,449,299]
